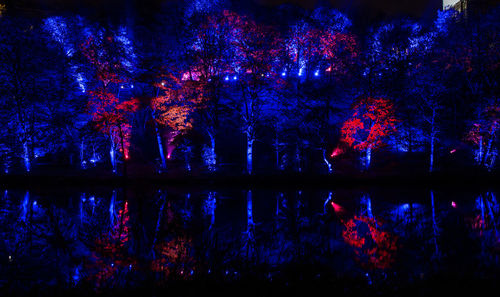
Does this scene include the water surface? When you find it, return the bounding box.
[1,186,499,294]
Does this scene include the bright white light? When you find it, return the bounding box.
[314,70,320,77]
[225,76,229,81]
[443,0,460,8]
[233,76,237,80]
[281,72,286,77]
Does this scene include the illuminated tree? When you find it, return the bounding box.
[341,97,398,170]
[0,17,80,172]
[231,12,283,174]
[186,10,236,171]
[409,55,448,172]
[82,33,137,174]
[87,88,139,174]
[151,70,202,170]
[465,105,499,170]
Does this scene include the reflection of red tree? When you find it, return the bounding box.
[85,202,136,288]
[342,215,398,270]
[151,236,195,281]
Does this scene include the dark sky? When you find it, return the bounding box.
[4,0,443,23]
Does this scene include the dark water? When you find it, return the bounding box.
[1,186,500,295]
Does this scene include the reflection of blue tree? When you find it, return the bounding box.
[243,190,255,259]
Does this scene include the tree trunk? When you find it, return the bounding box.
[246,132,254,175]
[118,124,127,176]
[207,130,217,172]
[275,131,280,171]
[80,141,85,169]
[109,190,116,226]
[430,190,439,256]
[429,109,437,173]
[155,122,167,172]
[152,191,166,258]
[109,128,117,174]
[482,126,496,169]
[23,141,31,172]
[246,190,255,258]
[365,147,372,170]
[322,149,333,174]
[430,133,435,173]
[296,145,302,173]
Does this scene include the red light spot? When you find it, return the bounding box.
[331,201,344,213]
[450,149,457,154]
[451,201,457,208]
[331,148,342,158]
[167,154,171,159]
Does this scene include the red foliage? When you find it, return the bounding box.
[151,236,195,280]
[341,97,398,151]
[85,202,136,288]
[342,215,398,270]
[87,88,139,156]
[83,34,138,158]
[319,31,358,76]
[465,105,499,147]
[152,71,202,140]
[229,11,282,81]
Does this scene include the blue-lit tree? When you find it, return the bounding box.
[186,10,237,171]
[231,13,283,175]
[0,17,83,172]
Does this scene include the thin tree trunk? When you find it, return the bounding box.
[430,190,439,256]
[118,124,127,176]
[365,147,372,170]
[322,149,333,174]
[246,132,254,175]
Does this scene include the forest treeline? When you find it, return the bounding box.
[0,1,499,175]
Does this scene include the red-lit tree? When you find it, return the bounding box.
[341,97,398,170]
[151,70,202,170]
[82,34,138,174]
[319,31,358,78]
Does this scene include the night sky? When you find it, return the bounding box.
[4,0,444,24]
